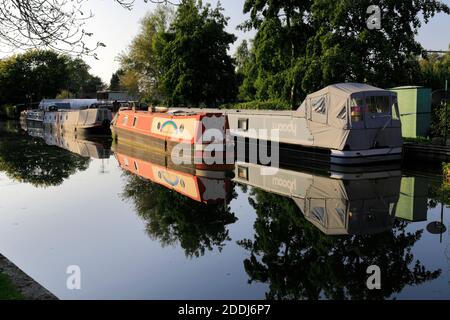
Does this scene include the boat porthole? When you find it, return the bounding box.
[179,124,184,133]
[180,180,185,188]
[157,122,161,130]
[158,172,162,179]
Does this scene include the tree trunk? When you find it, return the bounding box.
[286,7,297,110]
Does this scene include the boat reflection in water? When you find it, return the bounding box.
[234,161,401,235]
[232,161,441,300]
[114,140,237,258]
[113,142,232,204]
[21,121,111,160]
[0,121,110,188]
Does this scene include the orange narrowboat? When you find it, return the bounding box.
[111,108,234,170]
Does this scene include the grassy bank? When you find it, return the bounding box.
[0,273,24,300]
[0,254,57,300]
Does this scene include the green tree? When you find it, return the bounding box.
[158,0,238,107]
[416,46,450,138]
[64,57,105,97]
[234,40,257,102]
[418,47,450,91]
[242,0,449,108]
[118,6,174,102]
[109,69,125,91]
[0,50,104,109]
[0,50,68,105]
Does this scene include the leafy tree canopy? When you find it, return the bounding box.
[157,0,238,107]
[0,50,104,106]
[241,0,450,108]
[118,6,175,101]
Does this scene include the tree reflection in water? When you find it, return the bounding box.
[122,173,238,258]
[0,128,90,187]
[238,188,441,300]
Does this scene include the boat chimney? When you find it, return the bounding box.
[148,105,169,113]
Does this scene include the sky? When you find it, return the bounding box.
[82,0,254,83]
[42,0,450,83]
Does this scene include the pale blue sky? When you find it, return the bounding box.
[79,0,449,83]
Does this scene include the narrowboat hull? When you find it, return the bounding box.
[21,108,112,135]
[111,109,235,171]
[43,108,112,135]
[330,148,403,164]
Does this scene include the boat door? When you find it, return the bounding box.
[363,92,392,129]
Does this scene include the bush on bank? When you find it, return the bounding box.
[0,104,22,120]
[220,99,291,110]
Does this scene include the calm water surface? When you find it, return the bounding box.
[0,121,449,300]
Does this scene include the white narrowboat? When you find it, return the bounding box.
[174,83,403,165]
[43,108,112,135]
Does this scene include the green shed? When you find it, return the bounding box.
[390,86,432,138]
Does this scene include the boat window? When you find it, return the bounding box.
[311,207,326,226]
[392,99,400,120]
[134,161,139,172]
[238,118,249,131]
[122,115,128,126]
[337,106,347,120]
[124,157,129,167]
[350,98,364,122]
[389,202,397,215]
[366,96,390,114]
[237,166,249,180]
[133,117,138,127]
[312,96,327,114]
[336,207,346,224]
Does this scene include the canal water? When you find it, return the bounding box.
[0,120,449,300]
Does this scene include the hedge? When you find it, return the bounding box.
[220,99,291,111]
